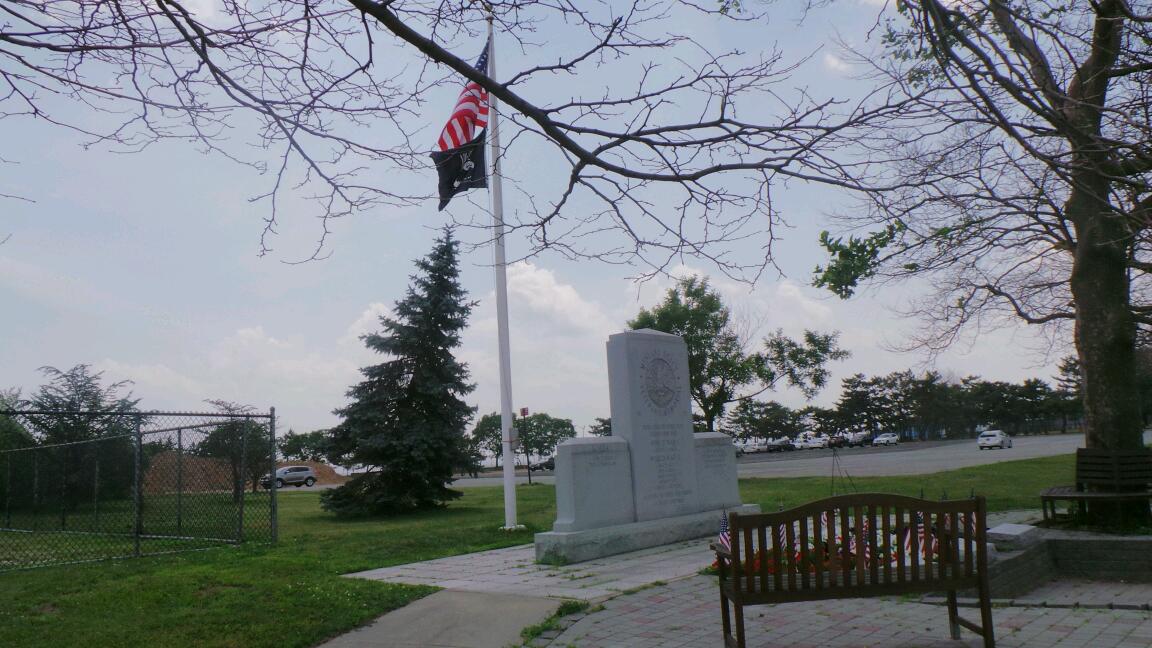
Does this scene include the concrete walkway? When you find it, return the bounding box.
[320,590,559,648]
[324,510,1152,648]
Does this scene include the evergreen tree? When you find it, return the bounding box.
[322,230,475,516]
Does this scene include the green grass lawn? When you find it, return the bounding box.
[740,453,1075,513]
[0,454,1073,647]
[1,490,277,569]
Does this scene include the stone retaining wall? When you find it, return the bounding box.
[975,529,1152,599]
[987,543,1056,599]
[1048,536,1152,582]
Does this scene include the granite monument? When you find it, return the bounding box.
[535,329,757,563]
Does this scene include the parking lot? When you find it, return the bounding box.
[734,431,1139,478]
[442,430,1149,487]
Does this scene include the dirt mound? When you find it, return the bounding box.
[277,460,348,485]
[140,455,347,493]
[143,452,234,494]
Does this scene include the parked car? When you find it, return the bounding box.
[529,457,556,471]
[977,430,1013,450]
[795,434,830,449]
[746,438,770,453]
[731,438,745,456]
[764,437,795,452]
[736,438,761,454]
[872,433,900,446]
[261,465,317,489]
[842,431,871,447]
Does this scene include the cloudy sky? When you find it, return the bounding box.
[0,1,1066,436]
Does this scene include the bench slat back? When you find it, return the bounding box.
[725,494,986,598]
[1076,449,1152,489]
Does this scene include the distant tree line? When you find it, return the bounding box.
[723,354,1152,442]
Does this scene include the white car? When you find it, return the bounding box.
[731,438,744,456]
[795,434,830,449]
[735,439,761,454]
[872,433,899,446]
[977,430,1013,450]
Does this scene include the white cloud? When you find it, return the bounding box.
[465,262,620,427]
[507,262,617,337]
[339,303,391,347]
[822,52,852,74]
[0,257,102,311]
[91,324,364,430]
[183,0,220,21]
[95,360,205,402]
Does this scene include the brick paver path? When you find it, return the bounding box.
[543,575,1152,648]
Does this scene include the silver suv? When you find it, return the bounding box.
[261,466,317,489]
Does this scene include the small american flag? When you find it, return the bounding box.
[850,517,872,561]
[903,512,938,558]
[717,513,731,552]
[436,40,491,151]
[821,509,842,543]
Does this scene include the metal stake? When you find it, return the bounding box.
[59,445,67,531]
[176,428,184,535]
[235,422,248,545]
[93,454,100,532]
[269,408,278,544]
[133,416,142,557]
[4,451,10,528]
[32,452,39,530]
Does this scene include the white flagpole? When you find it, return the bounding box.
[486,15,522,531]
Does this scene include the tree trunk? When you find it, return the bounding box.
[1068,183,1150,526]
[1069,189,1142,450]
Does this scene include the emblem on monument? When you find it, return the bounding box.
[639,352,681,415]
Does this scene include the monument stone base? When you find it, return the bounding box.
[534,503,760,564]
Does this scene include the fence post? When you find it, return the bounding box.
[269,407,278,544]
[4,451,10,528]
[32,452,39,530]
[59,444,67,531]
[234,421,248,545]
[176,428,184,536]
[133,415,142,557]
[93,452,100,532]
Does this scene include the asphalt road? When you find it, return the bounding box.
[287,473,558,490]
[292,431,1149,491]
[735,431,1151,478]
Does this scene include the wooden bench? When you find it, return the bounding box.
[1040,448,1152,522]
[712,494,994,648]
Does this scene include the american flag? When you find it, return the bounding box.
[717,513,731,552]
[903,512,938,558]
[436,39,490,151]
[821,509,842,543]
[849,517,872,561]
[776,523,787,549]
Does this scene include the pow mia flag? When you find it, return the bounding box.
[431,129,487,211]
[431,39,491,211]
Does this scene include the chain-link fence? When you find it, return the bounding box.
[0,410,278,571]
